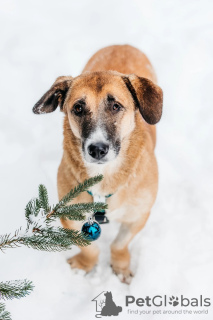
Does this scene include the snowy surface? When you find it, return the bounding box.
[0,0,213,319]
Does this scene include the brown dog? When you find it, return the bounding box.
[33,45,163,284]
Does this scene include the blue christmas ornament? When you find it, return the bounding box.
[81,217,101,241]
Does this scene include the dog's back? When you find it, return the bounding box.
[83,44,157,82]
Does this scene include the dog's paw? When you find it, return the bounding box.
[111,265,134,284]
[67,253,97,273]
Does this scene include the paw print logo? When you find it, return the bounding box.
[169,296,179,307]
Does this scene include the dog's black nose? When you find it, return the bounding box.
[88,143,109,160]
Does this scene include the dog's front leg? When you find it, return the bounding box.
[61,218,100,272]
[111,212,150,284]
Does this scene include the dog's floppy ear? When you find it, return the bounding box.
[122,75,163,125]
[33,76,73,114]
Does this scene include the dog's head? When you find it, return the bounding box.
[33,71,163,164]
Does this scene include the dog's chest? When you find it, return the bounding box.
[107,188,153,223]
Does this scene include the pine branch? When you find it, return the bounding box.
[50,175,103,215]
[54,202,107,220]
[20,228,90,251]
[0,228,90,252]
[0,280,33,300]
[1,175,105,252]
[0,176,105,320]
[0,303,11,320]
[38,185,50,214]
[0,233,21,252]
[25,198,41,222]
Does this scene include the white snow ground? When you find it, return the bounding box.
[0,0,213,319]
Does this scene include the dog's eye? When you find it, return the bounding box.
[112,103,121,112]
[73,104,84,116]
